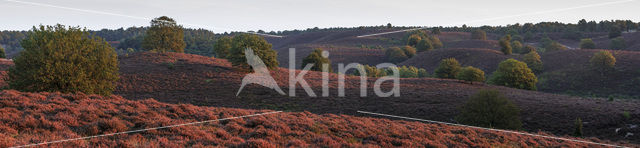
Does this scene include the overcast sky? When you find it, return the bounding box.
[1,0,638,32]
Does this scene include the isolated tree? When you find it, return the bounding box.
[456,89,522,130]
[401,46,417,58]
[589,50,616,74]
[511,40,523,54]
[429,36,443,49]
[499,35,512,55]
[407,34,422,46]
[471,29,487,40]
[385,47,409,63]
[354,64,385,77]
[489,59,538,90]
[227,34,279,70]
[456,66,485,84]
[386,23,392,28]
[213,36,232,58]
[610,37,626,50]
[418,68,429,77]
[523,51,543,74]
[522,45,536,54]
[142,16,186,52]
[540,37,554,48]
[574,118,583,137]
[609,25,622,39]
[301,49,331,72]
[0,46,5,58]
[434,58,461,79]
[8,25,119,96]
[416,39,434,52]
[579,38,596,49]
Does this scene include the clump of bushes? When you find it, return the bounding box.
[405,30,442,50]
[510,41,523,54]
[540,37,567,52]
[401,46,417,58]
[521,45,536,54]
[434,58,461,79]
[456,66,485,84]
[0,46,5,58]
[226,34,279,70]
[610,37,626,50]
[385,47,409,63]
[523,51,543,74]
[8,24,119,96]
[589,50,616,74]
[456,89,522,130]
[488,59,538,90]
[416,39,434,52]
[471,29,487,40]
[573,118,583,137]
[579,38,596,49]
[302,49,331,72]
[353,65,428,78]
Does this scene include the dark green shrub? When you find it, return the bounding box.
[511,41,523,54]
[589,50,616,74]
[213,36,232,58]
[609,25,622,39]
[302,49,331,72]
[610,37,626,50]
[0,46,5,58]
[434,58,461,79]
[573,118,583,137]
[499,35,512,55]
[471,29,487,40]
[429,36,443,49]
[456,66,485,84]
[227,34,279,70]
[401,46,417,58]
[8,25,119,96]
[354,64,385,77]
[416,39,433,52]
[522,45,536,54]
[579,38,596,49]
[489,59,538,90]
[407,34,422,46]
[523,51,543,74]
[385,47,408,63]
[456,89,522,130]
[431,27,441,35]
[546,42,567,52]
[141,16,186,53]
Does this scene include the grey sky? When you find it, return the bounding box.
[1,0,638,32]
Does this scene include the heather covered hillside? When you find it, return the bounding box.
[0,90,622,147]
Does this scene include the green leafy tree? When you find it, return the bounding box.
[456,66,485,84]
[456,89,522,130]
[0,46,5,58]
[416,39,433,52]
[579,38,596,49]
[471,29,487,40]
[589,50,616,74]
[489,59,538,90]
[227,34,279,70]
[213,36,232,58]
[8,25,119,96]
[301,49,331,72]
[499,35,512,55]
[385,47,408,63]
[523,51,543,74]
[610,37,626,50]
[407,34,422,46]
[401,46,417,58]
[418,68,429,77]
[511,41,523,54]
[354,64,386,77]
[432,27,441,35]
[434,58,461,79]
[141,16,186,53]
[540,37,553,48]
